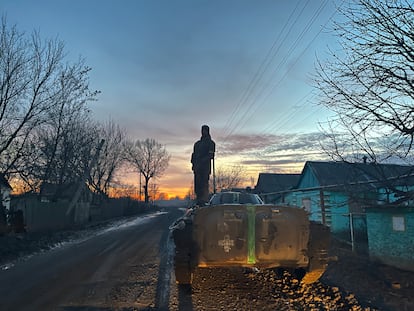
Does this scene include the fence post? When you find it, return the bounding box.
[319,190,326,225]
[349,212,355,252]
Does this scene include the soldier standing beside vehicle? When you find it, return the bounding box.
[191,125,215,205]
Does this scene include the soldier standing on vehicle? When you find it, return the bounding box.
[191,125,215,205]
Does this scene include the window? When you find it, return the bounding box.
[392,216,405,232]
[302,198,311,213]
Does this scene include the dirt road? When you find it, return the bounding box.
[0,210,180,310]
[1,208,413,311]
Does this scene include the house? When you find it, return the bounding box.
[282,161,414,244]
[0,174,12,210]
[254,173,300,203]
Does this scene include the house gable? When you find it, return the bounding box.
[297,163,320,189]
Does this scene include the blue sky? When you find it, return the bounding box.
[1,0,343,197]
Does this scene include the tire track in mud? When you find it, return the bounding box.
[155,210,183,310]
[155,230,175,310]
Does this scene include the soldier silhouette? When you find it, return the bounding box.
[191,125,215,205]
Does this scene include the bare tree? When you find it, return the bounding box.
[0,19,59,173]
[0,17,98,181]
[214,165,245,192]
[124,138,170,203]
[25,114,99,195]
[315,0,414,163]
[40,60,98,184]
[88,120,126,197]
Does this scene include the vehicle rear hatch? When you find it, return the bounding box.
[193,205,310,268]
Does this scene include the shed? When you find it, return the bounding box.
[366,206,414,272]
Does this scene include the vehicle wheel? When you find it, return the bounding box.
[174,262,193,285]
[172,218,194,285]
[301,222,330,285]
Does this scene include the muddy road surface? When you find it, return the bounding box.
[0,210,179,311]
[1,208,413,311]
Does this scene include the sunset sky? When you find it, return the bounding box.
[1,0,343,198]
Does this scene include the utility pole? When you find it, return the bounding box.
[212,157,216,194]
[139,170,142,201]
[319,189,326,225]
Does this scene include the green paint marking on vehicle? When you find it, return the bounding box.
[246,205,256,264]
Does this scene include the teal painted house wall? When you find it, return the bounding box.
[366,207,414,271]
[283,165,354,234]
[281,163,368,243]
[283,189,364,240]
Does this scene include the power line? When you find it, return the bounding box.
[260,90,316,134]
[217,0,346,169]
[220,0,310,141]
[260,0,344,136]
[222,0,329,141]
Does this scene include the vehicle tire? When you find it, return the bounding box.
[174,261,193,285]
[301,221,330,285]
[172,218,194,285]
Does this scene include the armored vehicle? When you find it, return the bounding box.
[171,191,330,285]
